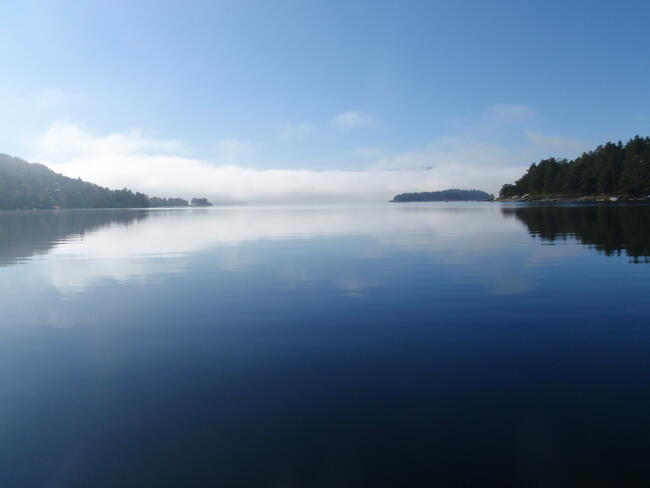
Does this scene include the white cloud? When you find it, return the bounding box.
[375,136,521,170]
[331,110,376,130]
[36,120,184,162]
[278,122,315,139]
[29,103,588,203]
[31,121,517,202]
[372,123,587,189]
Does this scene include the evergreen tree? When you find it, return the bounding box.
[499,136,650,198]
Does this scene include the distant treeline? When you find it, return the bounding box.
[392,189,493,202]
[0,153,208,210]
[190,198,212,207]
[500,136,650,198]
[149,197,189,207]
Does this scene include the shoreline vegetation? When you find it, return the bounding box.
[499,136,650,201]
[496,194,650,203]
[0,153,211,210]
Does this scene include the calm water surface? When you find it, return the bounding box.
[1,203,650,486]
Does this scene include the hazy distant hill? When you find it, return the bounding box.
[0,153,192,210]
[391,189,493,202]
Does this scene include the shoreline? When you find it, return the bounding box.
[495,194,650,203]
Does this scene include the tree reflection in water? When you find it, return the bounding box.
[502,204,650,263]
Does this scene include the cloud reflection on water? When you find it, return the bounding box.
[3,203,644,297]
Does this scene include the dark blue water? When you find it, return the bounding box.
[1,203,650,487]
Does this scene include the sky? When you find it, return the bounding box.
[1,0,649,201]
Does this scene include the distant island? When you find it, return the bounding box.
[499,136,650,201]
[392,189,493,202]
[0,153,210,210]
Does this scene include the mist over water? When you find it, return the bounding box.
[2,203,650,486]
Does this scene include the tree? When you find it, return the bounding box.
[499,136,650,197]
[190,198,212,206]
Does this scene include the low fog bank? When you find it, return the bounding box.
[34,121,536,203]
[50,160,519,204]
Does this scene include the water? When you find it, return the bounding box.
[1,203,649,486]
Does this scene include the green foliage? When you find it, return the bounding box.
[499,136,650,198]
[0,154,189,210]
[392,189,492,202]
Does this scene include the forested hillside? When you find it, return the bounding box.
[500,136,650,198]
[0,154,190,209]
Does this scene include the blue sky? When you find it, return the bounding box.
[1,0,649,200]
